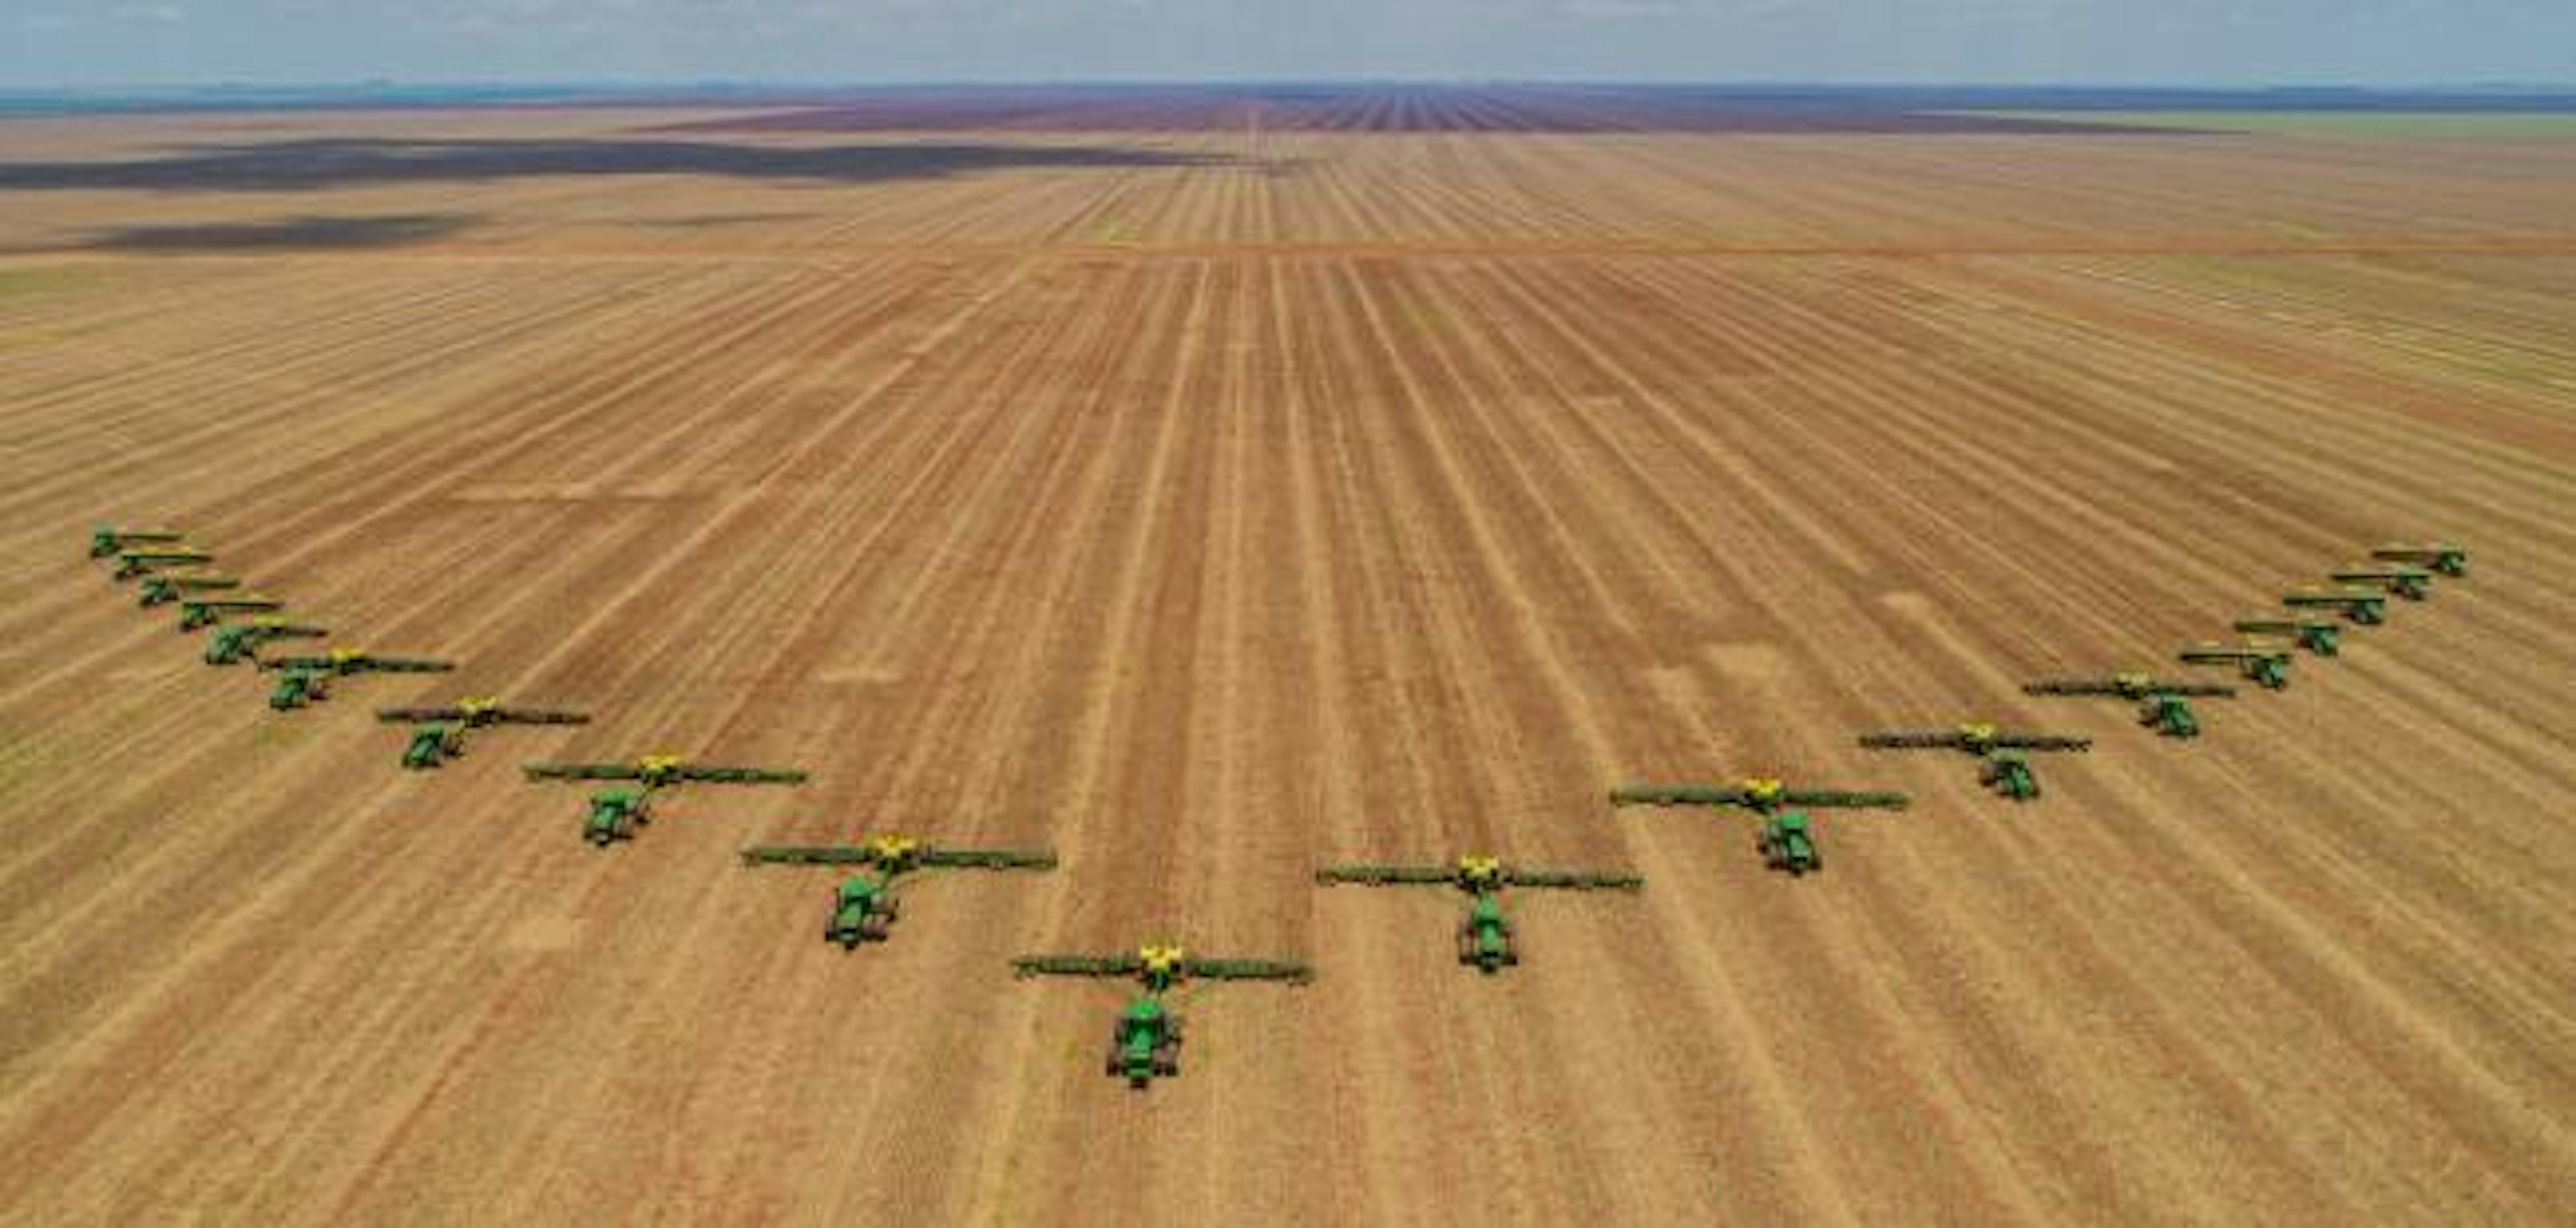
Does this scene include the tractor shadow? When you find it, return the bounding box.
[0,137,1236,193]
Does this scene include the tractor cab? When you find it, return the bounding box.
[1456,891,1518,972]
[1979,749,2040,800]
[1108,996,1183,1087]
[2245,655,2290,691]
[585,788,649,846]
[2140,693,2200,738]
[207,626,255,665]
[828,875,896,946]
[268,667,327,711]
[402,724,460,770]
[1760,812,1819,875]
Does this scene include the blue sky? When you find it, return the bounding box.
[5,1,2573,89]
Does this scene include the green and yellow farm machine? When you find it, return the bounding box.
[258,648,455,710]
[2283,586,2388,626]
[1012,944,1312,1089]
[204,617,327,665]
[108,547,213,581]
[90,526,186,559]
[377,697,591,769]
[2023,673,2236,737]
[1314,854,1642,973]
[738,834,1057,947]
[2371,543,2467,579]
[2233,616,2341,656]
[1856,723,2092,800]
[177,594,284,630]
[2330,562,2433,602]
[2179,640,2294,691]
[1609,777,1909,876]
[136,573,238,608]
[522,755,808,846]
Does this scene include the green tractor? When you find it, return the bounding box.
[2371,543,2467,579]
[2329,562,2433,602]
[585,787,653,846]
[523,755,808,846]
[2233,616,2341,657]
[2023,673,2237,738]
[738,834,1058,947]
[1012,944,1313,1089]
[378,697,590,769]
[1314,854,1643,974]
[1108,997,1184,1087]
[109,547,213,581]
[267,665,330,711]
[2283,586,2389,626]
[204,618,327,665]
[1757,812,1819,875]
[1609,776,1907,877]
[259,648,455,710]
[1856,722,2092,801]
[2179,640,2294,691]
[177,595,284,631]
[136,572,238,608]
[90,526,186,559]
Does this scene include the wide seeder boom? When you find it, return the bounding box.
[109,548,213,580]
[2329,563,2433,601]
[1612,777,1904,876]
[1013,947,1315,989]
[262,650,453,708]
[2284,586,2389,625]
[1014,942,1311,1089]
[1856,723,2091,799]
[262,649,455,676]
[2371,543,2467,578]
[2179,641,2294,690]
[2023,673,2235,737]
[1316,854,1642,973]
[204,619,327,665]
[1608,779,1909,812]
[742,836,1057,946]
[378,699,591,769]
[178,596,284,630]
[523,756,808,789]
[90,526,186,559]
[137,573,239,607]
[2233,616,2341,656]
[523,755,808,846]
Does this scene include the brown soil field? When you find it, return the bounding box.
[1,97,2573,1225]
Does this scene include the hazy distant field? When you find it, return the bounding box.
[1972,109,2576,137]
[1,89,2571,1225]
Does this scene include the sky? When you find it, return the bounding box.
[5,1,2574,90]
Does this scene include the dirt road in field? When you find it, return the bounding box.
[1,101,2571,1224]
